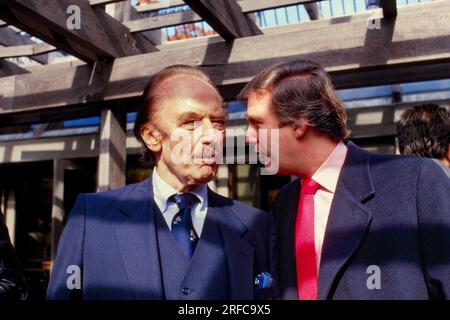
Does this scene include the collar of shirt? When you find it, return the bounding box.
[311,140,348,193]
[151,168,208,236]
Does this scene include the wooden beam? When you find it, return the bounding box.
[182,0,262,40]
[0,0,156,62]
[332,61,450,90]
[134,0,318,14]
[0,43,56,59]
[0,27,50,64]
[381,0,397,18]
[89,0,123,6]
[304,3,319,20]
[126,0,316,34]
[97,106,127,192]
[135,0,186,12]
[125,9,203,33]
[0,59,29,76]
[1,1,449,125]
[50,158,65,265]
[238,0,318,13]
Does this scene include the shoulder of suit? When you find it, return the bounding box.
[367,151,437,174]
[229,199,272,233]
[77,180,146,212]
[209,190,271,224]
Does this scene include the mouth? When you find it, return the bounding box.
[201,156,216,165]
[193,148,216,165]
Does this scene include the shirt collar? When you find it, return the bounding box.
[311,140,348,193]
[152,167,208,213]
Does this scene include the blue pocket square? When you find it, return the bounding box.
[254,272,273,289]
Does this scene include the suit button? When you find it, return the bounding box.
[182,287,190,295]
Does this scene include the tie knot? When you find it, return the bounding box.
[301,178,320,195]
[172,193,198,210]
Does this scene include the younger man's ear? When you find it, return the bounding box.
[293,121,308,140]
[141,125,162,154]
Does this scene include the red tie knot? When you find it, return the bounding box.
[301,178,320,195]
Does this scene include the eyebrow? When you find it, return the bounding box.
[177,111,203,125]
[247,114,264,123]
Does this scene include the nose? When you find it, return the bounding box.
[200,119,220,145]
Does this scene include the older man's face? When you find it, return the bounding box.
[150,75,226,189]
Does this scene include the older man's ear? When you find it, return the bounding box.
[141,125,162,154]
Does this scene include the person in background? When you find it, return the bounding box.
[397,103,450,177]
[0,210,27,300]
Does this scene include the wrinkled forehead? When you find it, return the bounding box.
[156,75,222,102]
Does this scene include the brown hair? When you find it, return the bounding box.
[133,65,221,161]
[238,60,348,140]
[397,103,450,158]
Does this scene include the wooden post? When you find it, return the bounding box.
[50,159,64,265]
[97,106,127,192]
[4,189,17,246]
[216,164,229,197]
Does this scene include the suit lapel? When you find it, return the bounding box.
[277,179,301,300]
[209,190,254,300]
[115,177,164,300]
[318,141,375,299]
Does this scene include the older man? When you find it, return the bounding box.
[48,65,275,300]
[239,60,450,300]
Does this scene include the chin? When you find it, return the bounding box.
[191,164,217,183]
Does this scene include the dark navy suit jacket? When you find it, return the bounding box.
[273,141,450,300]
[47,177,276,300]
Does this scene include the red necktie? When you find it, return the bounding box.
[295,178,320,300]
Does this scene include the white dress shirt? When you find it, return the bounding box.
[309,141,348,272]
[152,168,208,237]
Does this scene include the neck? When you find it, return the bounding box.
[291,132,339,179]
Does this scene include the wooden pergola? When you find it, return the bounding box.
[1,0,450,264]
[1,0,450,190]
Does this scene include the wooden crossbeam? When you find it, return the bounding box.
[125,9,202,33]
[126,0,318,33]
[0,27,51,64]
[0,43,56,59]
[0,1,448,125]
[135,0,186,12]
[0,0,157,62]
[0,59,29,76]
[238,0,318,13]
[182,0,262,40]
[381,0,397,18]
[304,3,319,20]
[89,0,123,6]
